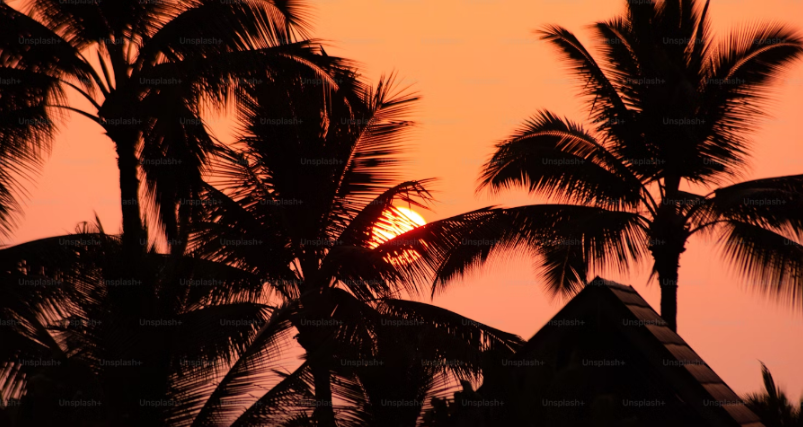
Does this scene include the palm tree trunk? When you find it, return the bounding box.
[650,194,687,333]
[294,309,337,427]
[655,250,681,332]
[311,362,337,427]
[114,137,144,255]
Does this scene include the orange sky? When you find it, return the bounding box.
[6,0,803,400]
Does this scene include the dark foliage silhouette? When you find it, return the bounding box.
[0,221,287,426]
[0,70,523,426]
[0,221,521,427]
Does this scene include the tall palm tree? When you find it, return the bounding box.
[0,0,356,254]
[189,73,522,426]
[464,0,803,331]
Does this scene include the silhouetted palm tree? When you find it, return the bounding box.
[188,73,522,426]
[470,0,803,331]
[0,0,356,254]
[745,363,803,427]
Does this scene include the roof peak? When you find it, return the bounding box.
[587,276,636,293]
[511,276,764,427]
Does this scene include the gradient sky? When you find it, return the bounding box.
[6,0,803,400]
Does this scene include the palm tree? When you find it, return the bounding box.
[188,73,523,426]
[466,0,803,331]
[745,363,803,427]
[0,0,356,255]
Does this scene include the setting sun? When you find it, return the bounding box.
[369,206,427,249]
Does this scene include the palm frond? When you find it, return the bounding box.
[137,0,311,66]
[688,0,712,82]
[189,183,297,292]
[0,5,95,80]
[321,245,405,299]
[156,254,269,309]
[537,24,632,147]
[30,0,119,50]
[138,85,219,247]
[173,302,273,368]
[697,24,803,179]
[479,110,646,210]
[32,0,177,51]
[592,18,643,110]
[139,41,359,114]
[378,299,523,356]
[0,71,70,235]
[368,208,505,296]
[337,180,434,248]
[717,221,803,310]
[691,174,803,233]
[0,229,111,401]
[330,74,420,226]
[229,71,410,249]
[526,205,648,296]
[228,362,315,427]
[400,205,648,297]
[183,301,298,427]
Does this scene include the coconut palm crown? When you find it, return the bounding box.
[0,0,357,253]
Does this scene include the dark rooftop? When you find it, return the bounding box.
[473,277,764,427]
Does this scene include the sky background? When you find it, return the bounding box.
[6,0,803,400]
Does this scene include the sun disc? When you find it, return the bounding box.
[396,207,426,227]
[369,206,427,249]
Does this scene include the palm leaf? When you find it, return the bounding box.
[479,110,646,210]
[537,24,632,148]
[228,362,316,427]
[184,301,298,427]
[691,174,803,233]
[697,24,803,179]
[717,221,803,310]
[137,0,310,65]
